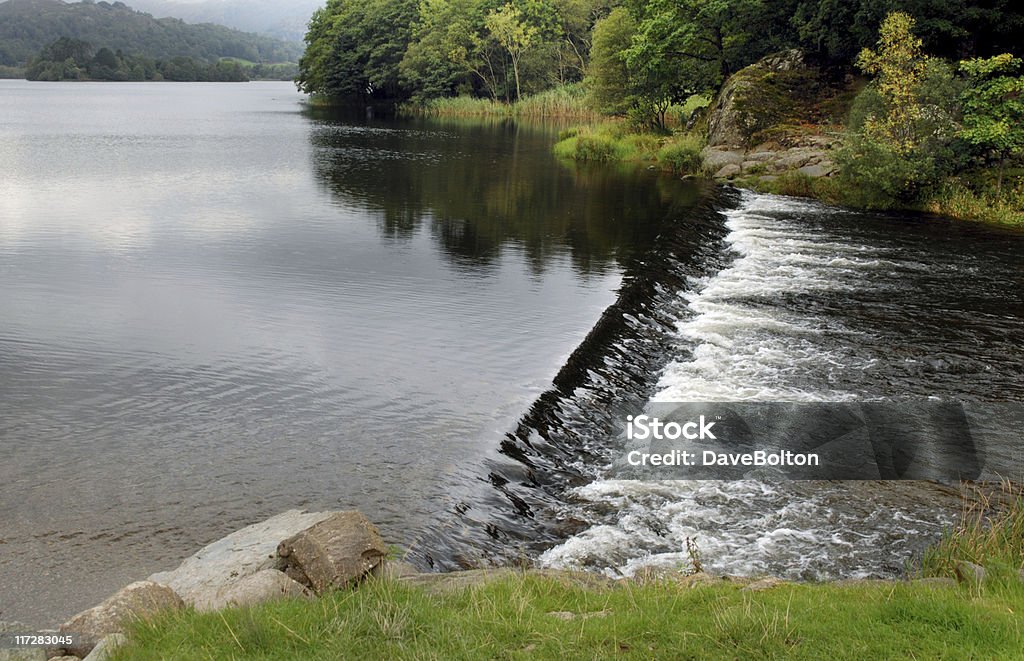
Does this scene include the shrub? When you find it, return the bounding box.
[657,134,704,174]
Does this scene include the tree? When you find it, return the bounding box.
[295,0,418,101]
[586,7,635,114]
[486,4,536,102]
[959,54,1024,194]
[855,11,928,154]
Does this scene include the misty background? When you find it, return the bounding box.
[126,0,323,42]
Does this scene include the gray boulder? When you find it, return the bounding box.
[954,561,986,587]
[205,569,313,611]
[277,511,387,593]
[701,147,745,172]
[714,164,741,179]
[59,582,182,658]
[797,161,836,178]
[148,509,335,609]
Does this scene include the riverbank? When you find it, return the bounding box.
[26,481,1023,660]
[108,570,1024,660]
[545,49,1023,229]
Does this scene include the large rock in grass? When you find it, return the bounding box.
[276,511,387,593]
[59,582,182,658]
[148,509,336,610]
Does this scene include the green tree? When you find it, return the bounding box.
[855,11,929,154]
[486,4,536,101]
[296,0,417,101]
[586,7,635,115]
[958,54,1024,194]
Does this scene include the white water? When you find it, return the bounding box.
[540,192,958,579]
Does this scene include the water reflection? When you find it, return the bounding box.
[306,110,706,275]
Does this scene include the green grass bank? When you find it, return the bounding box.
[110,572,1024,660]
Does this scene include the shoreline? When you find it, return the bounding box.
[17,480,1022,659]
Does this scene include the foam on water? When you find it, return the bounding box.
[540,191,961,579]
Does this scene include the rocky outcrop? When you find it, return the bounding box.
[148,509,335,610]
[58,582,182,658]
[703,49,849,183]
[276,511,388,593]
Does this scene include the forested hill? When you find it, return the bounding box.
[0,0,303,67]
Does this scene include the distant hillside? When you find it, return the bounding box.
[128,0,322,43]
[0,0,303,67]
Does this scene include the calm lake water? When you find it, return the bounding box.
[0,81,703,625]
[2,81,1023,627]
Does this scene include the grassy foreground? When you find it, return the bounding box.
[110,572,1024,660]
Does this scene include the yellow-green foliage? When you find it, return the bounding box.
[924,182,1024,227]
[855,12,928,154]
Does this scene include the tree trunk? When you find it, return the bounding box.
[512,54,521,102]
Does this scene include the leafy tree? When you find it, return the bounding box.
[838,12,962,207]
[855,11,928,155]
[958,54,1024,194]
[486,4,536,101]
[586,7,635,115]
[297,0,419,101]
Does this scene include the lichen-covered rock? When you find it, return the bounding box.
[276,511,387,593]
[59,582,182,657]
[707,49,810,148]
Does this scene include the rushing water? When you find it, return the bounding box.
[1,80,1022,627]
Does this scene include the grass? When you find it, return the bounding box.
[403,84,600,120]
[924,181,1024,228]
[109,571,1024,660]
[920,480,1024,581]
[553,122,706,174]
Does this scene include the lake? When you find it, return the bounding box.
[1,80,1022,627]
